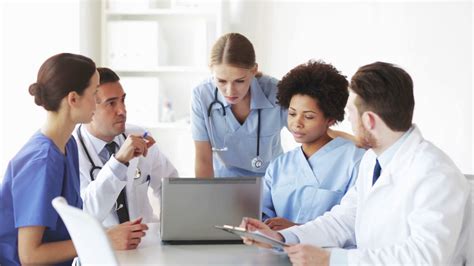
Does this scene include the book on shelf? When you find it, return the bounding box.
[106,20,160,70]
[107,0,151,11]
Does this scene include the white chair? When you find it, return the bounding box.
[52,197,118,266]
[464,174,474,266]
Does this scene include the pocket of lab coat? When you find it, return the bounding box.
[134,181,149,215]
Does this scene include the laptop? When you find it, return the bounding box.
[160,177,262,244]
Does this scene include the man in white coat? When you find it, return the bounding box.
[241,62,472,265]
[74,67,178,227]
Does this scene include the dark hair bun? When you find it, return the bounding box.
[29,82,44,107]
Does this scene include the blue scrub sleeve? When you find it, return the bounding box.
[190,86,210,141]
[12,157,63,230]
[262,164,277,220]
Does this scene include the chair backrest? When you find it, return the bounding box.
[466,174,474,209]
[464,174,473,266]
[52,197,118,265]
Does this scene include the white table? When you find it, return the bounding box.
[117,176,474,265]
[115,224,291,265]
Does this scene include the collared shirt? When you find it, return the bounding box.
[80,126,128,182]
[83,127,122,155]
[263,137,365,224]
[191,75,287,177]
[76,124,178,227]
[376,127,413,172]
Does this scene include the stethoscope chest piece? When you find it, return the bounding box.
[135,168,142,179]
[251,156,263,169]
[208,88,264,170]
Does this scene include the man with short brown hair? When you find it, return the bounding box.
[74,67,178,228]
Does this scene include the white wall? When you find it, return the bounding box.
[0,1,472,178]
[79,0,102,62]
[226,1,473,174]
[0,0,81,177]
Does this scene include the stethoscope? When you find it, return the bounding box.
[207,88,263,169]
[76,124,143,181]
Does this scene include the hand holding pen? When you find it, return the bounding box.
[115,131,155,164]
[141,131,156,149]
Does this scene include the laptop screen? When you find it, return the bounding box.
[160,177,262,243]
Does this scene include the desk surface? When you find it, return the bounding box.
[116,224,290,265]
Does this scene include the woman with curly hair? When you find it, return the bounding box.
[262,60,366,230]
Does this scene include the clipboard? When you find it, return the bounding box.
[214,225,289,249]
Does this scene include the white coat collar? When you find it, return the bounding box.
[83,126,123,155]
[370,124,423,190]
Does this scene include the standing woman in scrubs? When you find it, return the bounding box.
[191,33,287,177]
[0,53,147,265]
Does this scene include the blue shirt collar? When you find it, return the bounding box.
[249,77,274,110]
[212,77,274,110]
[377,126,414,170]
[82,125,121,154]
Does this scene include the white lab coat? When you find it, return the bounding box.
[283,125,472,265]
[74,124,178,227]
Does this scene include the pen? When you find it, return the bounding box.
[142,131,148,139]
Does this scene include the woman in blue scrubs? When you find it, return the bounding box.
[191,33,287,177]
[0,53,100,265]
[262,60,366,230]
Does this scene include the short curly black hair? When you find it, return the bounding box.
[277,60,349,122]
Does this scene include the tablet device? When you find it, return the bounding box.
[215,225,289,249]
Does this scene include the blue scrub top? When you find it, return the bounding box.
[0,131,82,266]
[191,75,287,177]
[262,137,366,223]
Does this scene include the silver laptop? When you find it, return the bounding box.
[160,177,262,244]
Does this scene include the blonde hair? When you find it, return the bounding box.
[209,33,257,70]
